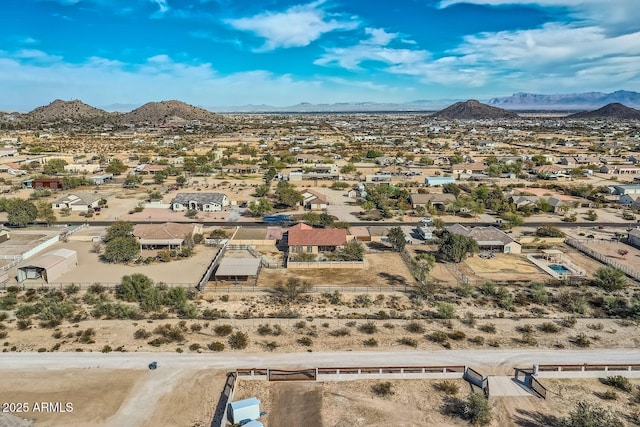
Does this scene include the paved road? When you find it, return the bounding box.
[2,349,638,372]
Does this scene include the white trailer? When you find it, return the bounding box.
[228,397,261,424]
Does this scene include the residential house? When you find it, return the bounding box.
[532,164,570,179]
[170,192,229,212]
[452,163,487,176]
[301,189,328,210]
[22,178,63,190]
[609,185,640,196]
[619,195,640,207]
[286,223,347,255]
[88,174,114,185]
[133,222,203,250]
[446,224,521,254]
[52,192,103,212]
[409,193,456,209]
[600,165,640,174]
[64,164,102,174]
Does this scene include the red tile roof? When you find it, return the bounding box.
[287,223,347,246]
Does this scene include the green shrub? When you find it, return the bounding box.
[189,343,202,351]
[228,331,248,349]
[434,380,460,395]
[574,333,591,348]
[329,328,350,337]
[539,322,560,333]
[602,375,632,393]
[102,345,112,353]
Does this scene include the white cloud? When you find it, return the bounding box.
[314,27,429,70]
[151,0,169,14]
[226,0,358,50]
[437,0,640,31]
[0,50,405,110]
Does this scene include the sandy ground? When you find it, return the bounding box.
[233,376,640,427]
[257,251,414,289]
[13,240,219,286]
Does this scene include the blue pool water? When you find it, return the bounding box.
[549,264,570,274]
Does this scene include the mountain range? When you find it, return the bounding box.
[487,90,640,110]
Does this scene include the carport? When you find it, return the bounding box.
[17,248,77,283]
[214,258,261,285]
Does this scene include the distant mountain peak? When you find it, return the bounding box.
[488,90,640,110]
[567,102,640,119]
[25,99,111,122]
[432,99,518,120]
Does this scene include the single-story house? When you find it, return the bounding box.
[600,165,640,174]
[627,229,640,249]
[133,222,203,250]
[17,248,77,283]
[301,189,328,210]
[64,164,102,174]
[446,223,521,254]
[88,173,114,185]
[618,195,640,207]
[409,193,456,209]
[609,185,640,196]
[287,223,347,254]
[22,178,63,190]
[52,192,103,212]
[452,163,487,175]
[170,192,229,212]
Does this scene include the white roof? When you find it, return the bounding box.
[215,258,261,277]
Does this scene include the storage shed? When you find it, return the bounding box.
[17,248,77,283]
[228,397,261,424]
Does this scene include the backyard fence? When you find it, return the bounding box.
[566,238,640,281]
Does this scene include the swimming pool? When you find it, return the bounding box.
[549,264,571,274]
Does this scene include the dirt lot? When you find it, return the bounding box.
[0,368,226,427]
[12,240,219,286]
[463,254,550,283]
[257,251,414,289]
[233,377,640,427]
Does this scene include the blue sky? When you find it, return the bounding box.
[1,0,639,110]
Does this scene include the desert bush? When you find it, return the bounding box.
[478,323,497,334]
[329,328,350,337]
[469,336,485,345]
[228,331,248,350]
[52,330,63,339]
[17,319,32,330]
[465,393,492,426]
[405,321,425,334]
[207,341,225,352]
[353,294,373,307]
[573,333,591,347]
[602,375,632,392]
[397,337,418,347]
[358,322,378,334]
[297,337,313,347]
[188,343,201,351]
[371,382,394,397]
[561,401,623,427]
[598,390,618,400]
[201,308,229,320]
[102,345,112,353]
[434,380,460,395]
[134,329,151,339]
[153,324,185,343]
[447,330,466,341]
[539,322,560,333]
[429,331,449,344]
[363,338,378,347]
[561,316,577,328]
[214,324,233,336]
[190,323,202,333]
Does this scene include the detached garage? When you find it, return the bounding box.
[17,248,77,283]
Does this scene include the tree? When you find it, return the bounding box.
[535,226,564,238]
[586,209,598,221]
[593,267,628,291]
[153,171,167,184]
[340,239,365,261]
[104,221,134,243]
[103,237,140,263]
[36,201,56,225]
[560,401,623,427]
[254,184,270,197]
[175,175,187,186]
[501,212,523,228]
[387,227,406,252]
[116,274,154,303]
[412,254,436,285]
[271,278,311,303]
[124,174,143,187]
[437,232,479,263]
[43,158,67,175]
[105,158,128,175]
[6,199,37,227]
[248,197,272,216]
[340,163,356,174]
[275,181,303,207]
